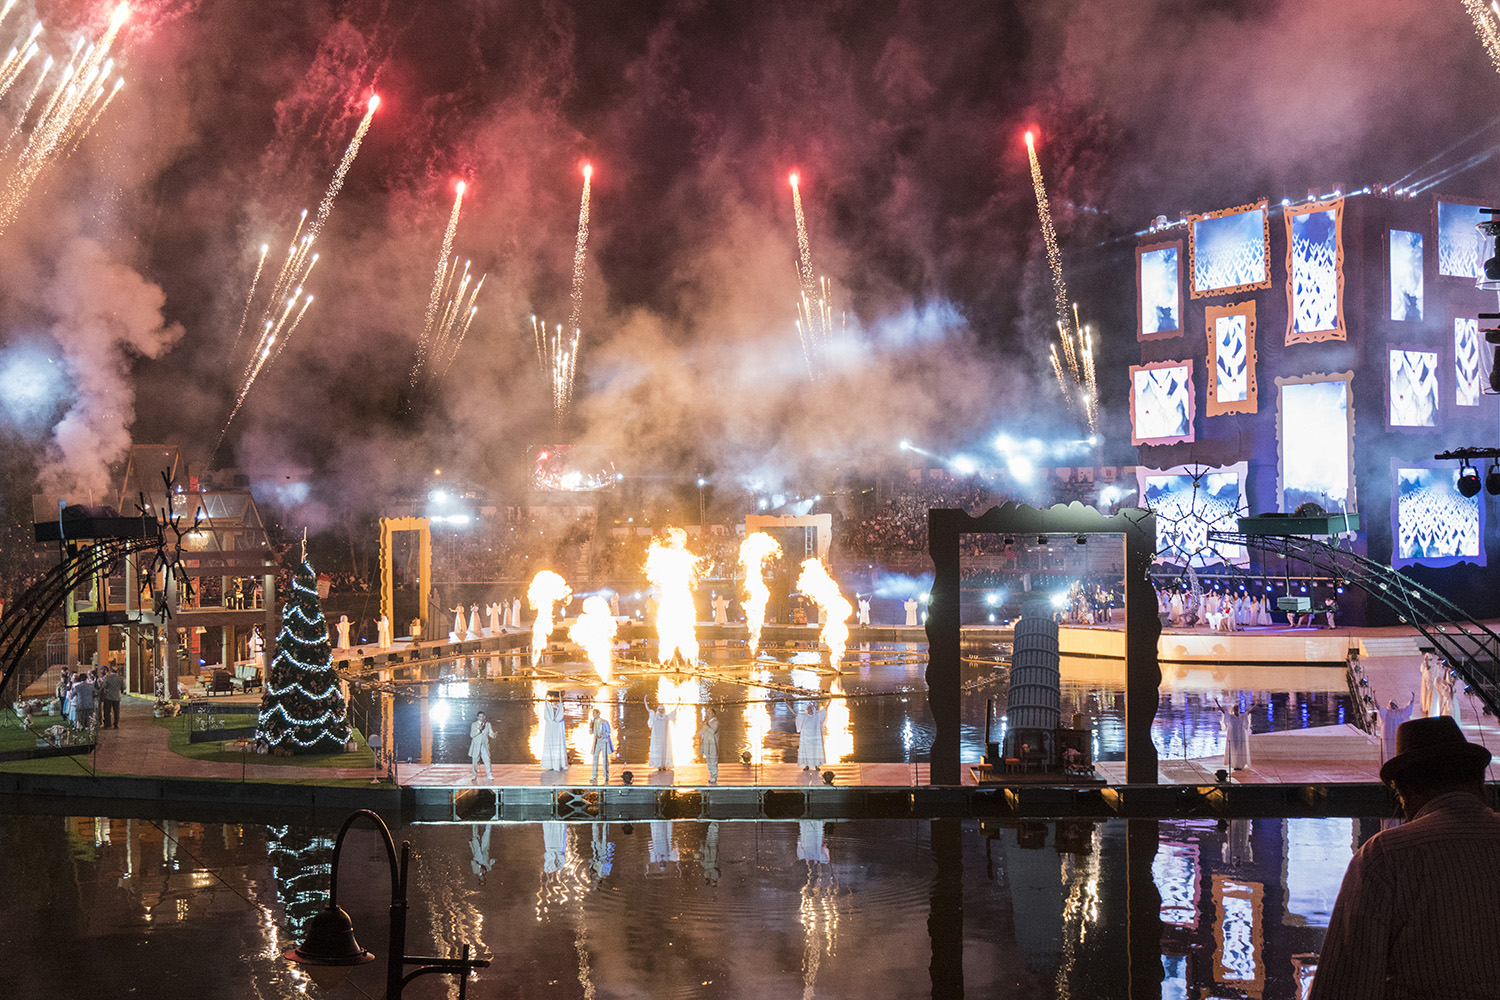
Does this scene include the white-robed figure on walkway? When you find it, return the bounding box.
[857,596,871,626]
[792,696,830,770]
[712,594,730,625]
[589,708,614,784]
[469,712,495,782]
[510,597,522,628]
[452,605,468,641]
[646,695,677,770]
[1418,652,1435,717]
[543,822,568,874]
[698,707,720,784]
[487,602,501,635]
[1435,667,1459,723]
[903,597,920,627]
[540,692,568,770]
[1377,693,1416,761]
[335,615,351,649]
[470,603,481,636]
[1217,702,1251,771]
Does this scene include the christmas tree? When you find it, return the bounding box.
[256,559,351,753]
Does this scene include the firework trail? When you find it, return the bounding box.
[531,315,580,428]
[1464,0,1500,75]
[738,532,782,658]
[1025,130,1099,433]
[231,244,269,348]
[0,4,130,235]
[411,181,488,383]
[217,94,379,447]
[787,172,843,381]
[567,163,591,335]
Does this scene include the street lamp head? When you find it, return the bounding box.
[285,903,375,989]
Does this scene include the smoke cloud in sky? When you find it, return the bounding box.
[0,0,1497,517]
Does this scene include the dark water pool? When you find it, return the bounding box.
[0,810,1366,999]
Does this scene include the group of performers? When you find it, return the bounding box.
[466,691,834,785]
[1159,588,1280,630]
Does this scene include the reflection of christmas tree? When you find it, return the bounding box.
[268,824,334,938]
[256,560,351,752]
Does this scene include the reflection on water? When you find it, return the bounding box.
[354,643,1355,769]
[0,811,1375,998]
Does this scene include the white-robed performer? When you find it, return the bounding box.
[487,602,502,635]
[857,596,871,626]
[542,821,568,874]
[903,597,919,627]
[540,692,568,770]
[1217,702,1251,771]
[1419,652,1435,717]
[647,819,679,872]
[646,695,677,770]
[469,711,495,782]
[1169,591,1184,626]
[470,603,482,636]
[1436,668,1459,723]
[452,605,468,641]
[335,614,351,649]
[712,594,730,625]
[589,708,614,784]
[698,707,721,784]
[1377,693,1417,761]
[510,597,522,628]
[791,696,830,770]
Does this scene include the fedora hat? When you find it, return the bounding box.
[1379,716,1492,784]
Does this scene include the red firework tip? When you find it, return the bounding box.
[1024,130,1035,147]
[582,162,592,179]
[367,93,381,112]
[455,180,466,195]
[789,171,799,188]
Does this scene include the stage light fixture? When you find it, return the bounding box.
[1458,462,1483,498]
[1036,535,1048,546]
[1488,464,1500,496]
[1075,535,1087,545]
[1478,211,1500,291]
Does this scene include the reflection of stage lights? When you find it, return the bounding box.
[1458,463,1482,498]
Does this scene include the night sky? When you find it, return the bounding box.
[2,0,1498,519]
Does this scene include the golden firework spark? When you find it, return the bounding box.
[567,163,591,335]
[1464,0,1500,74]
[0,3,131,235]
[1025,130,1099,433]
[531,315,580,428]
[788,172,843,381]
[217,93,379,447]
[411,181,488,383]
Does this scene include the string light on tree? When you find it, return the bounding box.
[255,559,352,753]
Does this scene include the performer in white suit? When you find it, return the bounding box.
[469,712,495,782]
[698,707,720,784]
[589,708,614,784]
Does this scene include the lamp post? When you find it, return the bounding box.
[285,809,489,998]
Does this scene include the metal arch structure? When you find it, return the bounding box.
[927,502,1162,785]
[1211,530,1500,716]
[0,534,160,702]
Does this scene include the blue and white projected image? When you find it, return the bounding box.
[1280,378,1351,513]
[1139,245,1180,336]
[1389,349,1439,428]
[1213,313,1248,403]
[1395,465,1481,568]
[1456,317,1482,406]
[1192,206,1267,295]
[1140,464,1247,567]
[1438,200,1483,278]
[1289,207,1339,337]
[1132,363,1193,444]
[1390,230,1423,321]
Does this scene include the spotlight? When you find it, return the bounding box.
[1458,463,1482,498]
[1487,464,1500,496]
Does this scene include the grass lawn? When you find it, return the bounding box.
[151,712,375,769]
[0,714,73,754]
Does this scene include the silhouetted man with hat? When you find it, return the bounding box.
[1311,716,1500,998]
